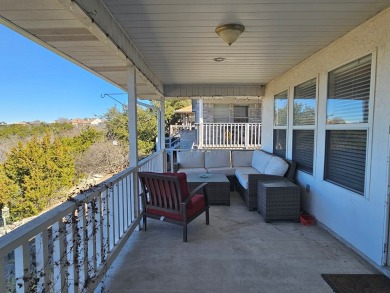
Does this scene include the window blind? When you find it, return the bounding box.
[325,130,367,194]
[327,55,371,124]
[293,130,314,174]
[273,129,287,158]
[214,104,229,123]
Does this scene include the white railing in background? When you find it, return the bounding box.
[169,124,194,136]
[197,123,262,149]
[0,150,165,293]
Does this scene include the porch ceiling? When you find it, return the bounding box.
[1,0,390,99]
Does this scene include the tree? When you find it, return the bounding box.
[103,105,157,156]
[153,99,191,132]
[2,134,76,220]
[0,165,20,212]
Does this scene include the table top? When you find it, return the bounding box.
[259,179,298,188]
[187,173,229,183]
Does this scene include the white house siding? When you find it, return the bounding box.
[262,8,390,267]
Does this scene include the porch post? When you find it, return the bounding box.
[157,97,167,171]
[127,65,139,222]
[157,97,165,151]
[198,97,204,148]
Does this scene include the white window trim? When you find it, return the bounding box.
[290,76,319,176]
[323,50,377,198]
[273,89,289,157]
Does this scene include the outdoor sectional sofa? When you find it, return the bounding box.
[174,149,296,210]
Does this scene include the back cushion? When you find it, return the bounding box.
[251,150,273,173]
[231,151,254,167]
[177,151,205,168]
[264,156,289,176]
[205,150,230,168]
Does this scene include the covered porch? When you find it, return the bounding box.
[104,192,376,292]
[1,0,390,292]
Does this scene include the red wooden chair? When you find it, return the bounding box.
[138,172,209,242]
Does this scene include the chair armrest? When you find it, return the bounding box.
[182,182,208,204]
[189,182,208,197]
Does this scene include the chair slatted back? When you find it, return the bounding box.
[139,172,184,213]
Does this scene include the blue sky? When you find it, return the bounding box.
[0,24,127,124]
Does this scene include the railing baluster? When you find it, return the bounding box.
[119,180,124,236]
[108,187,115,251]
[77,204,88,289]
[35,229,49,293]
[52,221,66,293]
[114,183,120,243]
[0,256,6,293]
[101,190,109,262]
[15,243,29,293]
[87,201,96,280]
[95,194,102,268]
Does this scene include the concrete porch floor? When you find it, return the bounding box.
[102,192,378,293]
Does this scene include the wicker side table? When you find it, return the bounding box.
[187,173,230,205]
[257,179,300,223]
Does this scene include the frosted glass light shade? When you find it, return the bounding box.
[215,24,245,46]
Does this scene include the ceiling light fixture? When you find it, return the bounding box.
[213,57,226,62]
[215,23,245,46]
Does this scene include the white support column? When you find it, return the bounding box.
[198,97,204,148]
[127,65,140,224]
[128,65,138,167]
[157,98,165,151]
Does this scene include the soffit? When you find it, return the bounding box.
[102,0,390,86]
[1,0,390,99]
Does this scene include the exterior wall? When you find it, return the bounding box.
[262,8,390,266]
[193,99,262,123]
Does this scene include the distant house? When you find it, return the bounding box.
[90,118,104,125]
[192,97,262,124]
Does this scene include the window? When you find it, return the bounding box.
[234,106,249,123]
[214,104,229,123]
[273,129,287,158]
[292,78,316,174]
[273,91,288,157]
[325,55,372,195]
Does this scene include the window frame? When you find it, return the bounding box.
[273,90,289,158]
[324,52,376,197]
[292,77,318,175]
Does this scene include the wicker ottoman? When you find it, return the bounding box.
[257,179,300,223]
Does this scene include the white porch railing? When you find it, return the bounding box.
[169,124,194,136]
[0,150,165,293]
[197,123,262,149]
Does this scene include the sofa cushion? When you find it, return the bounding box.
[177,151,205,168]
[235,166,260,177]
[231,151,254,167]
[205,150,230,168]
[177,167,207,174]
[207,167,236,176]
[264,156,289,176]
[251,150,273,173]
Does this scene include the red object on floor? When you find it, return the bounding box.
[300,214,316,225]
